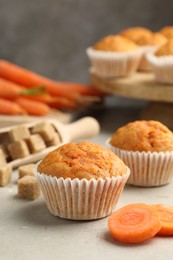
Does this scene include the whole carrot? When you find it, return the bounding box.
[0,60,105,100]
[0,77,80,110]
[0,60,80,100]
[0,98,25,115]
[58,82,105,96]
[15,97,50,116]
[0,78,22,99]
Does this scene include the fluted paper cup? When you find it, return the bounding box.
[147,53,173,84]
[86,47,142,78]
[34,162,130,220]
[107,139,173,187]
[138,46,157,71]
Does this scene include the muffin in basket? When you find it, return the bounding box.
[86,35,141,78]
[107,120,173,187]
[147,39,173,84]
[35,141,130,220]
[120,27,167,71]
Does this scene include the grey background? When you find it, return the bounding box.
[0,0,173,106]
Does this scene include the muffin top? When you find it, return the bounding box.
[160,26,173,39]
[38,141,127,180]
[150,33,167,47]
[93,35,138,52]
[120,27,153,46]
[110,120,173,152]
[155,39,173,56]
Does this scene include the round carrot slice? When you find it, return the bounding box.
[153,204,173,236]
[108,203,161,244]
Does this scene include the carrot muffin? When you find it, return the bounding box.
[155,39,173,56]
[147,39,173,84]
[93,35,138,52]
[86,35,141,78]
[107,120,173,187]
[160,26,173,39]
[35,141,130,220]
[120,27,152,46]
[120,27,167,71]
[150,33,167,48]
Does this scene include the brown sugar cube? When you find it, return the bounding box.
[0,149,7,164]
[31,122,56,142]
[18,176,41,200]
[26,134,46,153]
[0,164,12,186]
[8,140,30,160]
[0,133,11,159]
[0,144,9,159]
[9,125,31,142]
[46,132,61,146]
[18,164,35,179]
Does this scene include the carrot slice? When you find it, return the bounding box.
[0,97,25,115]
[15,97,50,116]
[108,203,161,244]
[153,204,173,236]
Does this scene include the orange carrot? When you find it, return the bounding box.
[47,97,78,110]
[0,98,25,115]
[56,82,105,97]
[0,77,22,99]
[0,77,48,100]
[0,60,82,100]
[108,203,161,244]
[0,60,105,99]
[15,97,50,116]
[0,77,77,109]
[153,204,173,236]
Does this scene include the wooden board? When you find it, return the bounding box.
[90,70,173,103]
[0,110,71,128]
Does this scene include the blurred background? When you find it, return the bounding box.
[0,0,173,107]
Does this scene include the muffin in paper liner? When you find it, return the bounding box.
[86,47,142,79]
[138,46,157,71]
[147,53,173,84]
[34,162,130,220]
[107,139,173,187]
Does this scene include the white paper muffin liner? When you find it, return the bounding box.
[107,139,173,187]
[147,53,173,84]
[86,47,142,78]
[34,162,130,220]
[138,46,157,71]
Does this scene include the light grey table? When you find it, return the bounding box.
[1,106,173,260]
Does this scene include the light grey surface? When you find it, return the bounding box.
[1,164,173,260]
[1,107,173,260]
